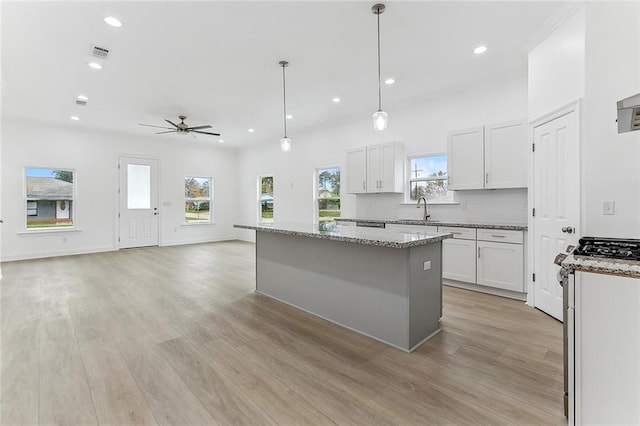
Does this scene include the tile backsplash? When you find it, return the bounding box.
[354,188,528,224]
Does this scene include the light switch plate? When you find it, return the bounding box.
[423,261,431,271]
[602,201,615,215]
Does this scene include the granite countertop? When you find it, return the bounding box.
[335,218,528,231]
[562,254,640,278]
[234,223,452,249]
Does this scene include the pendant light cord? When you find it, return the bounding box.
[282,64,288,138]
[376,9,382,112]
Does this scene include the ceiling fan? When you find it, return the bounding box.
[139,115,220,136]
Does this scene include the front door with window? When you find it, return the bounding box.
[119,157,159,248]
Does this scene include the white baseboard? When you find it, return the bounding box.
[443,279,527,301]
[160,235,238,247]
[2,245,116,262]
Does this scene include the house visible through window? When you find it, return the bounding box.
[259,175,274,223]
[317,167,340,223]
[25,167,75,229]
[408,154,452,202]
[185,177,212,222]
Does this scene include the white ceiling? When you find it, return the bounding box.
[2,1,568,148]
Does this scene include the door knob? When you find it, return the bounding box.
[561,226,574,234]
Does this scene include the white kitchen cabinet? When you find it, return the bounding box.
[476,241,524,292]
[440,227,477,284]
[346,147,367,194]
[484,120,527,189]
[447,120,526,190]
[447,127,484,190]
[346,142,404,194]
[572,272,640,425]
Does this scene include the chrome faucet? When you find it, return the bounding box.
[417,196,430,221]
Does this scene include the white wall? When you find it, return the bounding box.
[528,6,585,121]
[583,1,640,238]
[1,118,238,261]
[237,72,529,241]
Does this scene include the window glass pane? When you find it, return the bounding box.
[26,167,74,229]
[185,177,212,222]
[317,167,340,223]
[128,164,151,209]
[260,176,274,223]
[409,155,447,179]
[410,179,449,201]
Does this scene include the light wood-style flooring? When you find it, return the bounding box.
[1,241,564,425]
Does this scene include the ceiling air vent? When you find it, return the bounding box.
[75,99,87,106]
[91,45,110,59]
[632,108,640,131]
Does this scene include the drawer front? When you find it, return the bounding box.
[387,224,438,233]
[438,226,476,240]
[477,228,523,244]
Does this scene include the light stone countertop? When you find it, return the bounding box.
[335,218,528,231]
[562,254,640,279]
[234,222,452,249]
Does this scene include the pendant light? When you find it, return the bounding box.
[279,60,292,152]
[372,3,387,131]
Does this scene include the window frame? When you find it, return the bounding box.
[24,166,76,231]
[315,165,341,224]
[184,176,213,224]
[258,174,274,223]
[406,153,454,204]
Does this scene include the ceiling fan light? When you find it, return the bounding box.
[280,137,292,152]
[372,110,388,131]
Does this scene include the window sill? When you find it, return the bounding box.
[18,228,82,235]
[181,222,216,226]
[401,201,459,206]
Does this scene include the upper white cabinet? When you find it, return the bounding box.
[484,120,527,188]
[347,142,404,194]
[447,120,527,190]
[346,147,367,193]
[447,127,485,190]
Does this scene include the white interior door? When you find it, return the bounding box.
[533,107,580,320]
[119,157,159,249]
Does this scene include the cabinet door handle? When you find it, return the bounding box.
[485,173,488,184]
[490,234,506,238]
[363,181,366,190]
[478,247,481,258]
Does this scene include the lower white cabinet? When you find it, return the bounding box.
[476,241,524,291]
[385,224,438,233]
[442,238,476,283]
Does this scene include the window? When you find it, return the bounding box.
[25,167,75,229]
[408,154,452,202]
[316,167,340,223]
[184,177,212,223]
[259,175,274,223]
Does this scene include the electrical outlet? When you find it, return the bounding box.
[602,201,615,215]
[423,261,431,271]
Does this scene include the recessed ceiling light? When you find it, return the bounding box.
[218,139,224,143]
[104,16,122,27]
[70,116,79,121]
[88,62,102,70]
[286,114,293,120]
[473,45,488,55]
[248,128,255,133]
[332,97,341,103]
[384,78,395,85]
[77,94,88,101]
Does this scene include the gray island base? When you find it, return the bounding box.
[235,223,451,352]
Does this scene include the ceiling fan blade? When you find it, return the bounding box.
[156,130,177,134]
[139,123,174,130]
[192,130,221,136]
[185,125,212,130]
[165,119,179,128]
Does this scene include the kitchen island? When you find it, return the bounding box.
[234,222,452,351]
